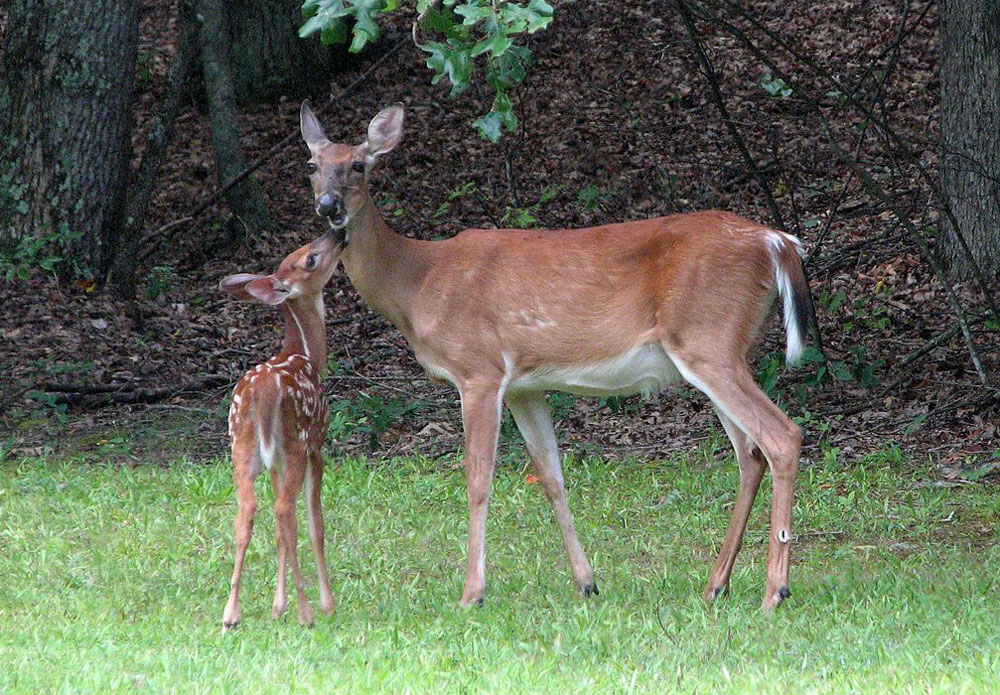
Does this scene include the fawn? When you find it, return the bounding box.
[218,231,342,631]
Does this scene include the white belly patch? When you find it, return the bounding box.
[510,342,682,396]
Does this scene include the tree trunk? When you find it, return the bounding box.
[199,0,271,240]
[111,1,201,300]
[228,0,344,103]
[0,0,138,282]
[940,0,1000,283]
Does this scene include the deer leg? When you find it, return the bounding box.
[223,443,259,632]
[305,451,334,616]
[457,381,504,607]
[505,391,596,597]
[703,409,767,602]
[270,467,288,619]
[671,355,801,611]
[274,447,313,626]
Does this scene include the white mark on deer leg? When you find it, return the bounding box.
[778,529,790,543]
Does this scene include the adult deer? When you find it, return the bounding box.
[299,101,820,611]
[219,232,342,631]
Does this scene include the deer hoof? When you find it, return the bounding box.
[583,582,600,598]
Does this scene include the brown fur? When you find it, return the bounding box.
[301,103,818,611]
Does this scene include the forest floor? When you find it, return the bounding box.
[1,0,997,485]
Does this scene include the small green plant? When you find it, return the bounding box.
[500,204,538,228]
[146,266,178,300]
[576,184,615,213]
[1,229,67,281]
[600,395,643,415]
[547,392,576,424]
[43,360,95,377]
[500,184,563,228]
[758,72,793,98]
[23,390,68,424]
[329,394,422,450]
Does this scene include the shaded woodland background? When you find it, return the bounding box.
[0,1,997,481]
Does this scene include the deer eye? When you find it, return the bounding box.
[351,161,366,173]
[305,253,317,270]
[305,162,318,175]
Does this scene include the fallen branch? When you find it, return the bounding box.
[45,374,232,406]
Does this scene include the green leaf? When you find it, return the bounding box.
[524,0,554,32]
[422,7,471,41]
[471,32,512,58]
[421,41,473,94]
[321,19,349,44]
[454,3,494,26]
[299,13,329,38]
[473,111,504,143]
[38,256,62,271]
[486,44,531,89]
[829,360,854,382]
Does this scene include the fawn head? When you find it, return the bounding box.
[219,232,341,305]
[299,100,404,237]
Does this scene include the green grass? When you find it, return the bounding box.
[1,445,998,694]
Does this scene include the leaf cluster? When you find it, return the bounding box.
[299,0,554,142]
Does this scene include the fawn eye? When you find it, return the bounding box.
[351,161,366,173]
[305,162,318,175]
[305,253,317,270]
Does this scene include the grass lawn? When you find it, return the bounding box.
[1,443,998,694]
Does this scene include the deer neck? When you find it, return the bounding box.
[339,190,433,331]
[280,295,327,373]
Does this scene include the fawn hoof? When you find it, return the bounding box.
[705,584,729,603]
[320,596,336,617]
[582,582,600,598]
[779,586,791,600]
[222,604,240,632]
[459,596,484,608]
[298,604,315,627]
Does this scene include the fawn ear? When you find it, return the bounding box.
[219,273,264,301]
[245,276,290,305]
[364,104,404,157]
[219,274,289,305]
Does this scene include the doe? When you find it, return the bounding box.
[300,102,822,611]
[219,232,342,631]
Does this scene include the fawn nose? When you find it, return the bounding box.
[316,194,344,219]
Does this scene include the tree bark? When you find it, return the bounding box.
[228,0,343,103]
[111,1,201,300]
[0,0,139,281]
[198,0,271,240]
[940,0,1000,283]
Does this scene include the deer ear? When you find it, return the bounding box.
[245,277,290,305]
[300,100,330,154]
[219,274,289,305]
[219,273,264,301]
[365,104,404,157]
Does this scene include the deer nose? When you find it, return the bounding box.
[316,194,344,219]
